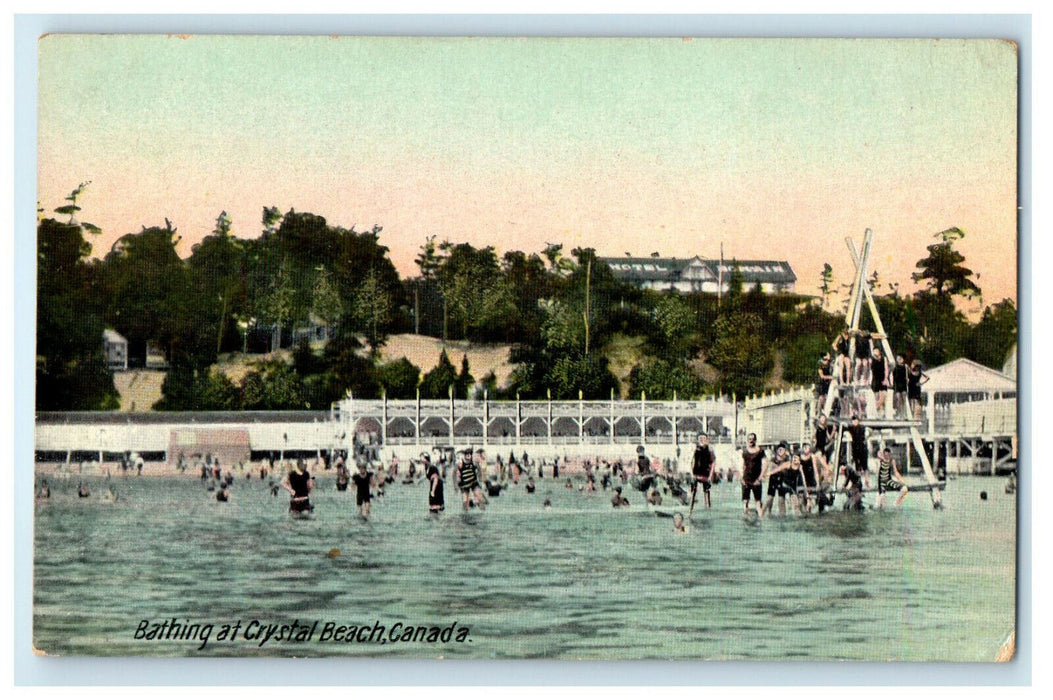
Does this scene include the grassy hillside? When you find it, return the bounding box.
[112,370,166,412]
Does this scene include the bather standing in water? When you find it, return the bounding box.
[427,457,445,514]
[282,459,314,515]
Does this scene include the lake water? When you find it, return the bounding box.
[33,471,1015,660]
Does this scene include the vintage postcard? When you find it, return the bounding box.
[33,35,1018,661]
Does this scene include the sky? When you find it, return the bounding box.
[37,35,1019,309]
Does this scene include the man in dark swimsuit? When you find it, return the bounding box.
[352,461,374,519]
[846,416,871,489]
[908,360,929,421]
[892,355,909,419]
[763,442,792,517]
[740,433,766,517]
[871,348,890,416]
[798,444,824,513]
[876,447,909,508]
[832,330,851,383]
[636,446,656,492]
[840,464,864,510]
[853,330,872,385]
[282,460,314,515]
[691,434,717,509]
[335,457,350,492]
[816,353,834,418]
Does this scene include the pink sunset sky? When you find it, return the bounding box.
[38,36,1018,310]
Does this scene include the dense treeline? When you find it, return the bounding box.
[36,188,1017,411]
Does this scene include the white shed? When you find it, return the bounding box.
[102,329,128,371]
[923,358,1016,403]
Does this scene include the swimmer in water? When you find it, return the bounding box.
[740,433,766,518]
[673,512,688,534]
[524,477,536,494]
[611,486,630,508]
[691,434,716,511]
[282,459,314,515]
[216,485,230,502]
[876,447,909,508]
[352,460,374,519]
[77,482,91,498]
[427,458,445,514]
[456,449,485,510]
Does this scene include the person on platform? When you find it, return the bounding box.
[876,447,910,508]
[892,354,910,419]
[832,329,852,383]
[871,347,890,416]
[281,459,314,515]
[741,433,766,518]
[908,360,930,421]
[691,434,717,510]
[853,330,873,386]
[816,353,834,417]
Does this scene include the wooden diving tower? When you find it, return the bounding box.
[821,229,944,507]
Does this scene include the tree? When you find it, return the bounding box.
[311,266,343,337]
[967,299,1017,370]
[260,261,296,353]
[628,358,702,400]
[377,357,422,399]
[706,312,774,397]
[545,352,620,400]
[415,235,444,280]
[438,243,516,341]
[912,227,982,300]
[241,359,306,410]
[818,263,834,309]
[36,215,118,410]
[420,349,458,399]
[649,293,697,361]
[454,354,475,399]
[354,268,393,356]
[188,212,246,357]
[53,181,101,235]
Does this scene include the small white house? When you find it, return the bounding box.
[923,357,1016,403]
[102,329,128,371]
